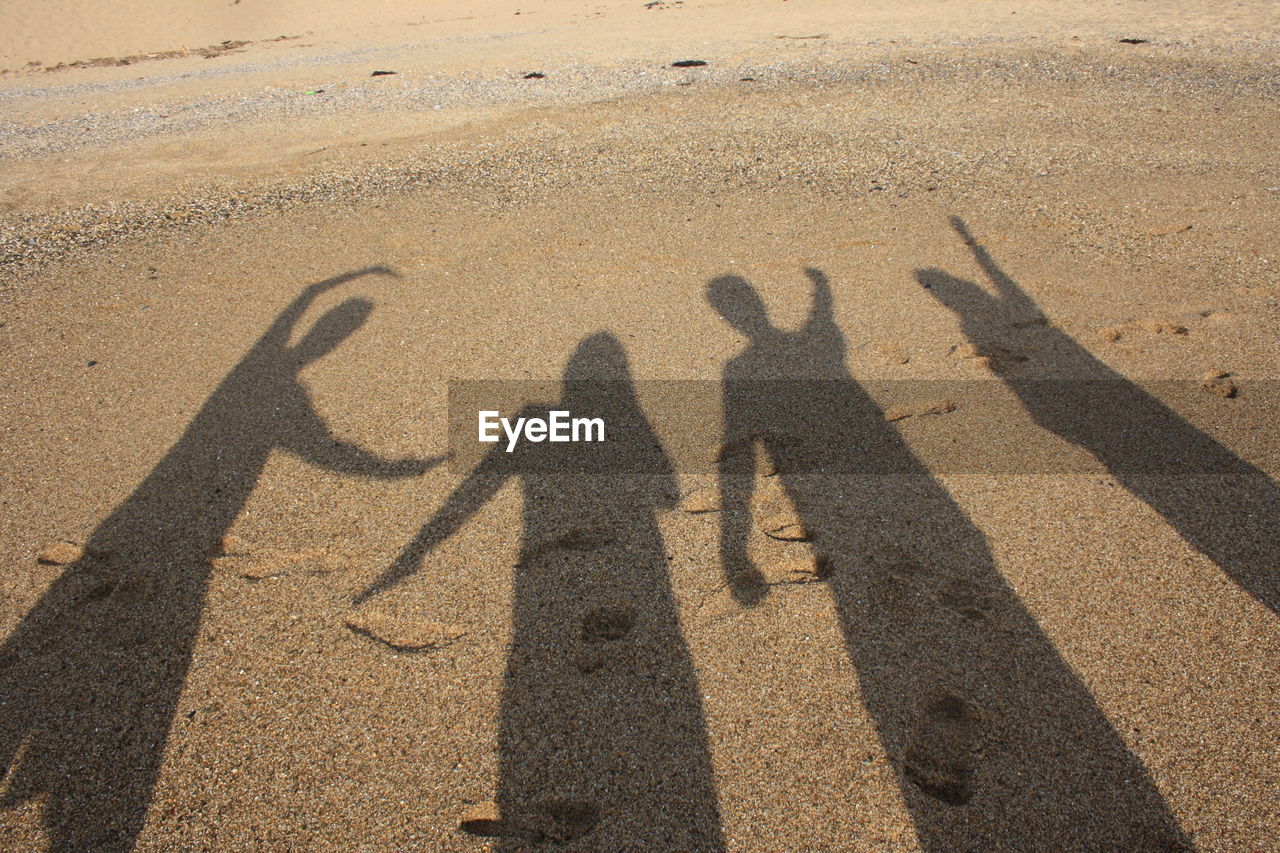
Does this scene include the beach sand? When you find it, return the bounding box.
[1,1,1278,850]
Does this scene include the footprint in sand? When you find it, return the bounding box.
[873,340,911,365]
[883,398,957,423]
[758,552,832,585]
[218,547,348,580]
[581,605,636,643]
[935,577,997,623]
[1099,320,1189,342]
[680,486,722,513]
[1200,369,1238,398]
[526,524,616,559]
[344,609,466,652]
[755,480,811,541]
[36,541,89,565]
[949,341,1028,373]
[903,693,984,806]
[576,606,637,673]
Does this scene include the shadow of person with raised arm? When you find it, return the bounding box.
[709,270,1191,850]
[918,217,1279,615]
[0,268,438,852]
[358,332,725,851]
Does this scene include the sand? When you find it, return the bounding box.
[1,1,1278,851]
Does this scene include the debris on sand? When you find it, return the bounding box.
[1118,38,1149,45]
[671,59,707,68]
[370,70,397,77]
[522,71,546,79]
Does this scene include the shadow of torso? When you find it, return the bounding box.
[716,272,1189,850]
[490,391,724,849]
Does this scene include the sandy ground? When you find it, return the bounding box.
[1,2,1279,851]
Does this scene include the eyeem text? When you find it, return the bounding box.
[478,410,606,452]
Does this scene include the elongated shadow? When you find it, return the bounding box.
[0,269,437,852]
[359,332,725,850]
[918,217,1279,615]
[709,270,1190,849]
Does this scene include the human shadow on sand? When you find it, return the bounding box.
[917,216,1278,615]
[0,268,437,852]
[358,332,725,850]
[708,269,1191,850]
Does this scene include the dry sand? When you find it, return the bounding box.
[1,1,1279,851]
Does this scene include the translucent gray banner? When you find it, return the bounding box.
[447,379,1279,475]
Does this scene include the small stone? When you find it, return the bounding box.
[37,541,85,565]
[345,610,466,652]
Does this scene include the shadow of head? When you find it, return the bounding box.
[563,331,631,381]
[707,275,771,339]
[291,298,375,366]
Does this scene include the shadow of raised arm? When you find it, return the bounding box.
[919,217,1280,615]
[354,450,511,605]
